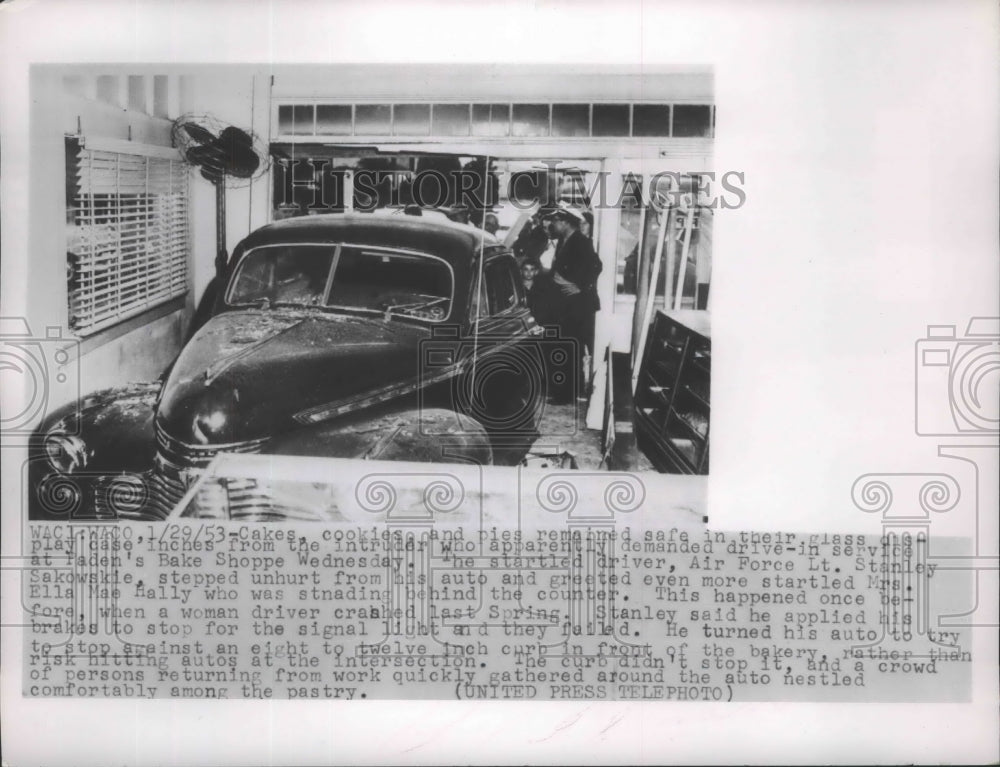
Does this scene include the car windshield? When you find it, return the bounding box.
[227,244,453,321]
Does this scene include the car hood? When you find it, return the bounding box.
[157,310,430,445]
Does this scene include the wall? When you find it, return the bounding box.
[26,65,278,422]
[74,310,187,389]
[28,67,194,413]
[271,65,713,102]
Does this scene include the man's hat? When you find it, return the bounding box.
[541,201,586,224]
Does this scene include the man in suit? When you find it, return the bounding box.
[542,202,603,397]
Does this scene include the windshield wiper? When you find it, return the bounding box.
[383,296,448,322]
[271,301,325,310]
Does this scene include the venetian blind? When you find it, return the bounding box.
[68,143,189,336]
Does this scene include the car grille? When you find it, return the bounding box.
[190,476,339,522]
[142,460,192,520]
[155,425,269,469]
[136,424,270,520]
[88,471,169,521]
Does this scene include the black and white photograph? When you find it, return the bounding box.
[22,64,716,523]
[1,1,997,765]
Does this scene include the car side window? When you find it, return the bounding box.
[484,257,518,315]
[506,257,526,307]
[473,269,490,319]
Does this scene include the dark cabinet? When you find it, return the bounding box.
[634,310,710,474]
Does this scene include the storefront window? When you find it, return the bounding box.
[551,104,589,137]
[471,104,511,137]
[651,173,705,309]
[278,100,713,139]
[512,104,550,137]
[431,104,470,136]
[593,104,629,136]
[632,104,671,137]
[615,174,644,296]
[641,201,669,300]
[616,172,712,306]
[672,105,713,137]
[393,104,430,136]
[278,104,315,135]
[355,104,392,135]
[316,104,352,135]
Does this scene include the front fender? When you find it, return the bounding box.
[34,381,161,473]
[263,407,493,466]
[28,382,161,520]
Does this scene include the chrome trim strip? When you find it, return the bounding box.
[291,331,533,424]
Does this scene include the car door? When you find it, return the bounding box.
[460,249,543,437]
[471,250,534,341]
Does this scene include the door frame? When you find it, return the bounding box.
[586,156,711,429]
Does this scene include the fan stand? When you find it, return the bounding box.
[214,171,227,281]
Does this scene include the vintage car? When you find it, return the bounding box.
[30,212,574,521]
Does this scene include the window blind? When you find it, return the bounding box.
[68,144,189,336]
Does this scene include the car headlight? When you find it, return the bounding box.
[44,433,89,473]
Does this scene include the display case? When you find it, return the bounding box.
[633,310,710,474]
